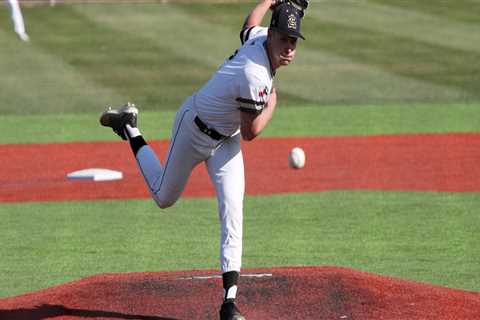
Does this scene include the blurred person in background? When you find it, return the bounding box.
[5,0,29,41]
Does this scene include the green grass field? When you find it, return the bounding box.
[2,192,479,298]
[0,0,479,298]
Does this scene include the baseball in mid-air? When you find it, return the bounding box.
[288,147,306,169]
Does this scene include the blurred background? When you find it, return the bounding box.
[2,0,480,112]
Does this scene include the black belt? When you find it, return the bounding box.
[194,116,227,140]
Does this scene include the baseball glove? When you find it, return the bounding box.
[272,0,309,17]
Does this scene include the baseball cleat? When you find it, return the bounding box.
[219,300,246,320]
[99,102,138,140]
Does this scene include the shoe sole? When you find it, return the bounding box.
[99,106,138,128]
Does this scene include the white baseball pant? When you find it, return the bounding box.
[6,0,27,36]
[134,98,245,273]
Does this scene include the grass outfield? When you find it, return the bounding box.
[1,1,479,116]
[0,0,479,300]
[1,192,479,298]
[1,103,480,144]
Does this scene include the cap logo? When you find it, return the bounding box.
[287,14,297,30]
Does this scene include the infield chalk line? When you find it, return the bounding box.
[176,273,273,281]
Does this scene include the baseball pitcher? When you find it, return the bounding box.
[100,1,307,319]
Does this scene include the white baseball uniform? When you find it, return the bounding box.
[133,26,273,273]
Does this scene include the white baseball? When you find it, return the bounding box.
[288,147,305,169]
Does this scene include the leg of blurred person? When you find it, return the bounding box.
[5,0,29,41]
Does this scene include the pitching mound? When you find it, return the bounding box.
[1,266,479,320]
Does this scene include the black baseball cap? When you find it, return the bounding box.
[269,3,305,40]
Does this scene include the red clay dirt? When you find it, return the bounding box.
[0,266,479,320]
[1,133,480,202]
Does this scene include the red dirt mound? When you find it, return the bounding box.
[1,134,480,202]
[0,266,479,320]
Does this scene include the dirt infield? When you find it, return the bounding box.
[0,266,479,319]
[1,133,479,202]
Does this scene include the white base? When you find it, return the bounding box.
[67,168,123,182]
